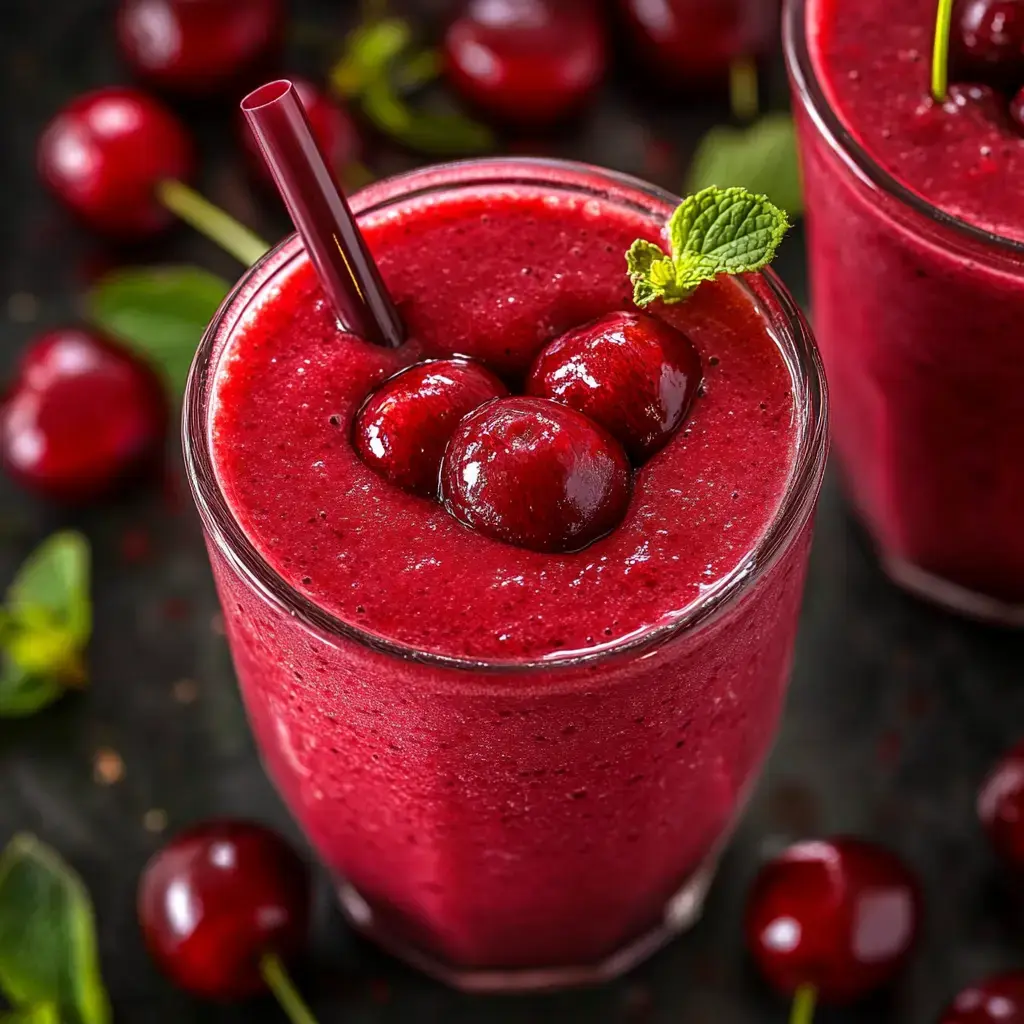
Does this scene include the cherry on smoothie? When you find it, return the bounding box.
[138,820,310,1001]
[440,396,631,553]
[38,87,195,239]
[443,0,607,129]
[117,0,285,96]
[353,358,508,498]
[941,973,1024,1023]
[745,837,922,1013]
[952,0,1024,88]
[978,739,1024,872]
[0,328,167,503]
[526,310,701,463]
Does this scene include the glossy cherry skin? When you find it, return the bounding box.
[952,0,1024,88]
[941,973,1024,1023]
[241,77,361,186]
[745,837,922,1005]
[443,0,606,129]
[526,310,701,463]
[978,740,1024,871]
[440,396,631,553]
[1,328,167,503]
[38,87,194,240]
[354,358,508,498]
[617,0,779,86]
[138,820,310,1001]
[117,0,284,96]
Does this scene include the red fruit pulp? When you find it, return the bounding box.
[941,973,1024,1023]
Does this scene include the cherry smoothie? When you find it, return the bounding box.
[787,0,1024,619]
[184,160,827,988]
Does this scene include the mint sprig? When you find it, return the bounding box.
[0,532,91,718]
[626,186,790,308]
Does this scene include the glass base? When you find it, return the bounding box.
[883,556,1024,627]
[337,857,718,993]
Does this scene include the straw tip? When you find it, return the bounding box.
[241,79,295,114]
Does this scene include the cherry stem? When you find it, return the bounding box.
[932,0,954,101]
[790,984,817,1024]
[259,953,319,1024]
[157,179,270,268]
[729,57,760,122]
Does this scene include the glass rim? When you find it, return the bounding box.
[783,0,1024,257]
[182,156,829,675]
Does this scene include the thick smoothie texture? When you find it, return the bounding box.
[795,0,1024,608]
[198,164,821,974]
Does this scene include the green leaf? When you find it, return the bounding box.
[0,1004,60,1024]
[688,114,804,218]
[7,532,90,647]
[0,836,111,1024]
[0,660,64,718]
[87,266,231,396]
[626,240,698,307]
[331,17,413,97]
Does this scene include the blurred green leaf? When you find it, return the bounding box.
[0,1004,59,1024]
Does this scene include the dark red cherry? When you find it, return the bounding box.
[354,359,507,497]
[978,740,1024,871]
[443,0,606,129]
[1,328,167,503]
[952,0,1024,87]
[1011,85,1024,130]
[241,77,361,187]
[117,0,284,97]
[941,973,1024,1023]
[440,396,631,553]
[38,87,195,239]
[138,820,309,1001]
[745,837,922,1005]
[526,310,701,463]
[617,0,779,86]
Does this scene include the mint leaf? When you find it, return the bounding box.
[688,114,804,217]
[0,1005,59,1024]
[87,266,231,397]
[331,17,413,97]
[0,836,111,1024]
[0,662,64,718]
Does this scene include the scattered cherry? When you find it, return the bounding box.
[526,310,701,463]
[443,0,607,129]
[978,739,1024,872]
[138,820,310,1001]
[38,87,195,239]
[117,0,285,97]
[440,396,631,553]
[1,328,167,503]
[354,358,508,498]
[941,973,1024,1023]
[745,837,922,1013]
[952,0,1024,89]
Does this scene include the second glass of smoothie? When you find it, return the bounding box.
[184,158,828,990]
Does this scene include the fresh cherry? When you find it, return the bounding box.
[941,973,1024,1023]
[241,77,361,187]
[952,0,1024,89]
[38,87,195,240]
[526,310,701,463]
[443,0,607,129]
[117,0,285,97]
[138,820,310,1001]
[1,328,167,503]
[978,739,1024,872]
[745,837,922,1015]
[354,358,508,498]
[440,396,631,553]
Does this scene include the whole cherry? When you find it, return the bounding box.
[117,0,285,97]
[527,310,701,463]
[941,973,1024,1023]
[443,0,607,129]
[353,358,508,497]
[978,739,1024,872]
[1,328,167,503]
[38,87,195,239]
[951,0,1024,89]
[440,396,631,553]
[138,820,311,1004]
[745,837,922,1020]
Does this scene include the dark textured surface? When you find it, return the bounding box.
[1,2,1022,1022]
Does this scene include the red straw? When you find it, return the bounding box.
[241,80,404,349]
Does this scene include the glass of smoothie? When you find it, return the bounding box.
[183,156,828,991]
[786,0,1024,622]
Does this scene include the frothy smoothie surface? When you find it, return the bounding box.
[808,0,1024,242]
[211,185,797,660]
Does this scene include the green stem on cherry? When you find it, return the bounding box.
[260,953,319,1024]
[931,0,955,101]
[729,56,760,122]
[790,983,817,1024]
[157,179,270,268]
